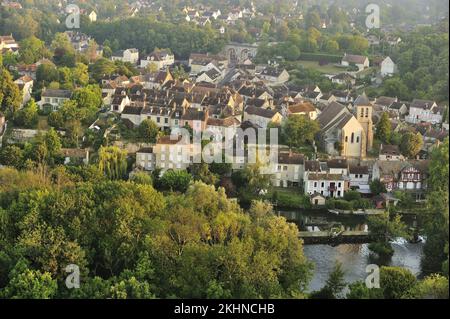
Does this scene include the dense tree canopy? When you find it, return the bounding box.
[0,167,313,298]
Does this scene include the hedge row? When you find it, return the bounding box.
[299,53,343,63]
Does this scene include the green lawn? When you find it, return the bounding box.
[265,187,310,209]
[295,60,346,74]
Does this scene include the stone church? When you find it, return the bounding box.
[317,94,373,158]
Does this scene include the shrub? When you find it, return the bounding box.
[368,242,394,258]
[344,190,361,201]
[299,53,342,63]
[380,266,416,299]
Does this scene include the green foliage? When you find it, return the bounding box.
[19,36,51,64]
[375,112,392,144]
[240,161,272,198]
[379,266,416,299]
[346,281,383,299]
[343,190,361,202]
[392,26,449,101]
[326,199,353,211]
[310,262,346,299]
[130,172,153,186]
[138,119,159,143]
[98,146,128,180]
[299,52,342,63]
[400,132,423,158]
[36,62,59,87]
[269,189,310,209]
[189,163,218,186]
[158,169,192,193]
[0,145,24,169]
[13,99,39,128]
[381,78,411,101]
[367,212,409,258]
[403,274,449,299]
[83,18,225,60]
[0,66,21,118]
[325,262,346,298]
[209,161,232,176]
[283,115,320,148]
[0,259,57,299]
[72,84,103,109]
[421,139,449,275]
[370,179,387,195]
[0,169,313,298]
[368,242,394,258]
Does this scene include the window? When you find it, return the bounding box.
[365,108,369,118]
[283,166,288,171]
[345,136,348,142]
[314,182,317,187]
[356,136,360,143]
[360,109,364,117]
[338,182,341,187]
[351,133,354,143]
[157,117,160,123]
[321,182,324,187]
[165,118,168,124]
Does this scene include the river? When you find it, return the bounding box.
[278,209,424,292]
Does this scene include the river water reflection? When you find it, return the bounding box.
[278,209,424,292]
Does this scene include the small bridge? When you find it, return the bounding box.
[299,230,373,245]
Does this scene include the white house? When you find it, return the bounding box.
[331,73,356,86]
[88,10,97,22]
[349,165,370,194]
[111,48,139,64]
[136,147,155,171]
[341,54,369,71]
[111,94,130,113]
[380,56,397,77]
[243,106,282,129]
[405,99,444,124]
[304,172,346,198]
[287,102,318,120]
[140,49,175,70]
[38,89,72,111]
[271,152,304,188]
[257,67,290,85]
